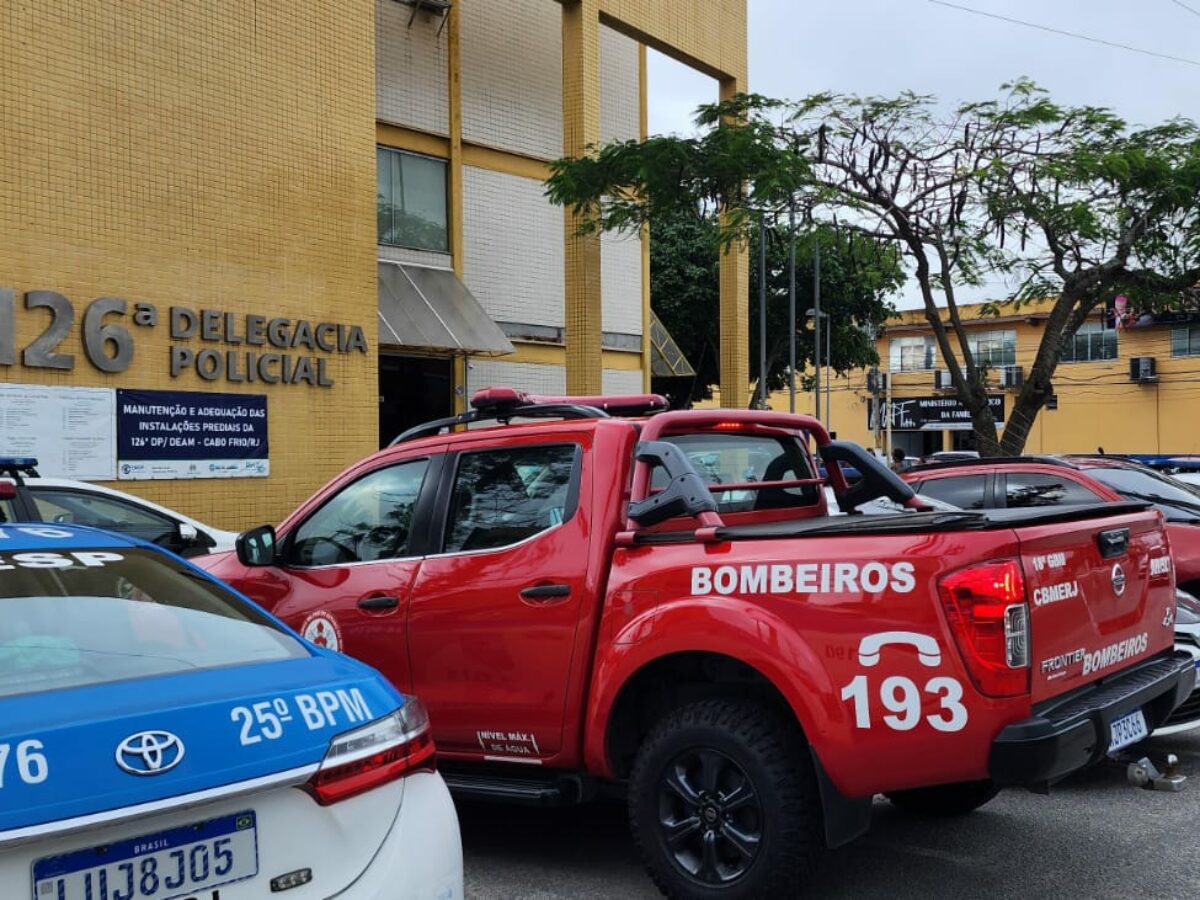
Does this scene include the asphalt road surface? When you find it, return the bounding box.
[460,729,1200,899]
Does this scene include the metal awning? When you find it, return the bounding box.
[649,310,696,377]
[377,262,514,356]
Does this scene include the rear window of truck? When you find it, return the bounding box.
[652,433,819,513]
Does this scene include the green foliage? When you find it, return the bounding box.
[651,212,902,401]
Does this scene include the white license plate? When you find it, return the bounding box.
[1108,709,1149,754]
[33,810,258,900]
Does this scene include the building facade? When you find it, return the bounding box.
[0,0,747,529]
[796,299,1200,458]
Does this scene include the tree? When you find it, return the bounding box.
[546,84,1200,454]
[650,211,903,403]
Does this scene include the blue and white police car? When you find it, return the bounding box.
[0,524,462,899]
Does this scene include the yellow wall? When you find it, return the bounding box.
[779,301,1200,455]
[0,3,378,530]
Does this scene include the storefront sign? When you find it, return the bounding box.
[0,287,366,387]
[869,395,1005,431]
[116,389,269,480]
[0,383,116,480]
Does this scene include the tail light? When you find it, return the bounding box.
[939,559,1030,697]
[306,698,436,805]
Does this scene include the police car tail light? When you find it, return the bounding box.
[939,559,1030,697]
[307,699,436,805]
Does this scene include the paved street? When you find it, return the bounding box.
[461,729,1200,899]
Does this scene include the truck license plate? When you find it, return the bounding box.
[33,810,258,900]
[1107,709,1149,754]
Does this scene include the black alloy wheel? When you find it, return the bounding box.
[628,698,823,899]
[657,748,762,885]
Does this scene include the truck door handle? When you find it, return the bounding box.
[357,594,400,611]
[520,583,572,602]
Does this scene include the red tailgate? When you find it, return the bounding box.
[1021,509,1176,703]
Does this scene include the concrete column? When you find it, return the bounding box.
[718,77,750,408]
[562,0,604,395]
[448,0,468,414]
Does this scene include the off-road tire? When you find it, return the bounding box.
[627,699,823,899]
[885,779,1000,817]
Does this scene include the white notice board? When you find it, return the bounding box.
[0,383,116,480]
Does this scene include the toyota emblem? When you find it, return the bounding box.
[115,731,185,776]
[1111,563,1127,597]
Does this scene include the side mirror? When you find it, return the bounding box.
[236,525,278,567]
[819,441,916,513]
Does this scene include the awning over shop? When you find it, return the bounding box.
[377,261,513,356]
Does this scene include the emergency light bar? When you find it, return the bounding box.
[0,457,39,481]
[470,387,669,417]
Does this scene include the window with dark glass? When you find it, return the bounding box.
[1062,322,1118,363]
[1003,473,1101,508]
[444,445,579,553]
[377,146,449,252]
[912,476,988,510]
[289,459,430,566]
[30,489,177,546]
[1172,325,1200,358]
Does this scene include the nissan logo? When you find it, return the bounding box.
[1111,563,1127,597]
[115,731,185,776]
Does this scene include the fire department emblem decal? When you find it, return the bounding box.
[300,611,342,653]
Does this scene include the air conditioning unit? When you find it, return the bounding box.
[1129,356,1158,384]
[999,365,1024,389]
[934,369,954,390]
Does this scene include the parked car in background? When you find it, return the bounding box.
[0,457,236,556]
[1165,589,1200,736]
[920,450,980,465]
[902,455,1200,735]
[0,523,462,900]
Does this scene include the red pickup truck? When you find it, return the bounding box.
[205,389,1193,899]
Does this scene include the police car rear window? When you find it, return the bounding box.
[0,545,305,698]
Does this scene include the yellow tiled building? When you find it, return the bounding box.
[0,1,747,529]
[791,300,1200,458]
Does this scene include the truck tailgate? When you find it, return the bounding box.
[1021,508,1175,704]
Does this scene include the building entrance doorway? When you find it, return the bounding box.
[379,354,453,448]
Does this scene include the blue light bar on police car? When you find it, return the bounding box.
[0,457,38,468]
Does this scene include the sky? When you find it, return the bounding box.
[646,0,1200,307]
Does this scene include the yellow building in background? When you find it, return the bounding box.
[0,0,746,530]
[785,299,1200,458]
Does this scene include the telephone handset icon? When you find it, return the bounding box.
[857,632,942,668]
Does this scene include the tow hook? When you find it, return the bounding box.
[1126,753,1187,792]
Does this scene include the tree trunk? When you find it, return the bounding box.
[997,292,1082,455]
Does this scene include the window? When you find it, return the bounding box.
[652,432,819,513]
[30,489,178,547]
[1003,473,1101,508]
[444,445,579,553]
[1062,322,1117,363]
[889,336,935,372]
[912,476,987,510]
[969,330,1017,367]
[0,549,304,698]
[289,459,430,566]
[377,147,448,252]
[1084,466,1200,521]
[1172,326,1200,358]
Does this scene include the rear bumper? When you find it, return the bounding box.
[989,652,1194,788]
